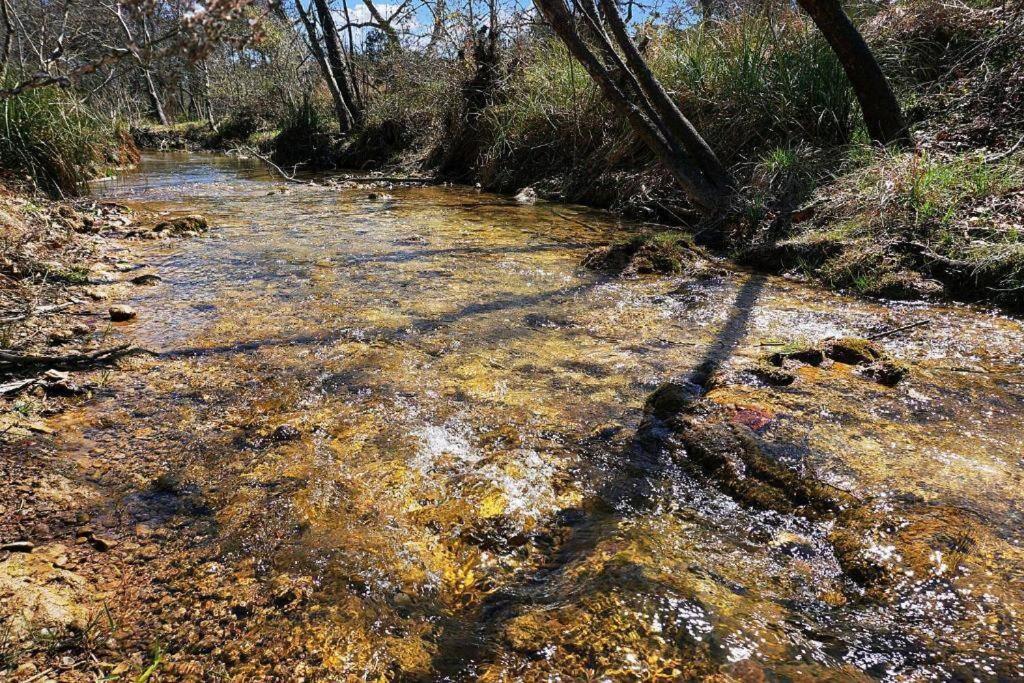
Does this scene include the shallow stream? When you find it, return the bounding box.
[62,153,1024,679]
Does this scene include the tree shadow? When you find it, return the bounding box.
[425,274,768,679]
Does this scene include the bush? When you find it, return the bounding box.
[0,83,122,197]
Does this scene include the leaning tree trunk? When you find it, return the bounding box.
[533,0,727,213]
[313,0,362,126]
[597,0,732,194]
[797,0,909,146]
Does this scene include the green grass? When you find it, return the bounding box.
[0,80,120,197]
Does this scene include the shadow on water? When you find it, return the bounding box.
[425,274,768,679]
[157,281,602,359]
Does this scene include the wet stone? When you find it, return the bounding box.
[271,424,302,442]
[108,304,137,321]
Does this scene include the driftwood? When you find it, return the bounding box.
[0,343,153,369]
[335,176,435,184]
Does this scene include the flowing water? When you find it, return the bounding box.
[63,153,1024,679]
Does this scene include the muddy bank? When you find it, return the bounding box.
[2,153,1023,680]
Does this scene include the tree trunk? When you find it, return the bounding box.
[360,0,401,48]
[313,0,362,126]
[533,0,725,213]
[597,0,733,193]
[296,0,353,132]
[797,0,909,146]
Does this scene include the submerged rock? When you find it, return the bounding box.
[642,381,703,421]
[861,357,910,386]
[271,424,302,442]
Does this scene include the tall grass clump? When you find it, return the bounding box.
[653,9,855,159]
[0,83,115,197]
[272,95,334,168]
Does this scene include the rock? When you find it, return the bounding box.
[271,424,301,442]
[749,362,796,386]
[861,358,910,386]
[108,304,137,321]
[83,286,109,300]
[583,232,707,277]
[765,344,826,367]
[153,215,208,235]
[823,337,883,365]
[643,381,703,421]
[591,423,623,440]
[48,329,74,344]
[131,273,162,285]
[89,535,117,552]
[1,540,34,553]
[514,187,538,204]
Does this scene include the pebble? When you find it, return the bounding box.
[108,304,137,321]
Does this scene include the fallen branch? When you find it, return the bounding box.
[0,377,37,394]
[336,176,435,184]
[0,301,76,324]
[867,319,930,340]
[248,149,309,185]
[0,344,154,369]
[984,134,1024,163]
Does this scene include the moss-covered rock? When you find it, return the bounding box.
[823,337,884,365]
[153,214,209,236]
[749,361,797,386]
[582,232,711,277]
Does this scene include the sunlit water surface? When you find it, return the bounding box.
[65,153,1024,680]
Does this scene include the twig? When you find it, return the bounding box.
[0,301,75,324]
[984,134,1024,163]
[866,319,930,340]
